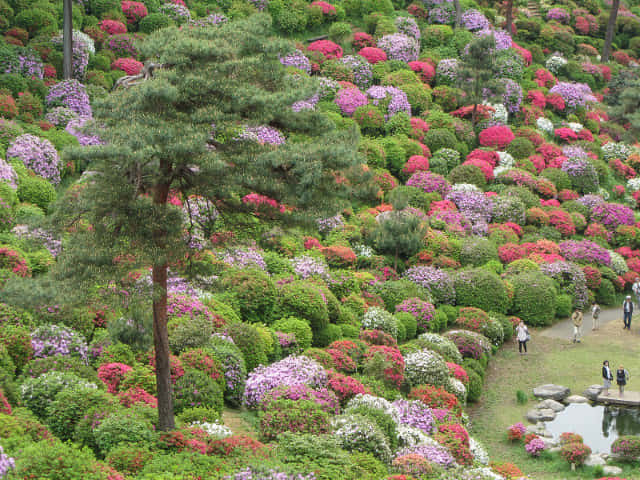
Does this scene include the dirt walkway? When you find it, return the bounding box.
[539,306,627,341]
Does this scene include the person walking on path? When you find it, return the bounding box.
[633,277,640,307]
[571,308,583,343]
[515,320,529,355]
[617,365,630,396]
[592,301,601,331]
[602,360,613,396]
[623,295,634,330]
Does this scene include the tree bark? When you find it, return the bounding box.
[602,0,620,63]
[454,0,462,29]
[62,0,73,79]
[152,175,174,431]
[505,0,514,36]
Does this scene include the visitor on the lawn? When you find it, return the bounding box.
[591,301,601,331]
[515,320,529,355]
[602,360,613,396]
[633,277,640,307]
[571,308,583,343]
[617,365,630,396]
[623,295,634,330]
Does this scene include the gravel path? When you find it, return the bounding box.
[539,306,626,340]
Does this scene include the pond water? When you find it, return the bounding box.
[545,403,640,453]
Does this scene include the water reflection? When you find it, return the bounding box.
[546,403,640,453]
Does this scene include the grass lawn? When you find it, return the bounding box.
[468,316,640,479]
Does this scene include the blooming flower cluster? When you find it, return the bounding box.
[548,82,597,109]
[237,125,285,145]
[280,50,312,74]
[52,30,94,79]
[462,9,489,30]
[395,16,420,39]
[404,348,449,386]
[366,86,411,119]
[226,469,316,480]
[4,46,43,79]
[558,240,611,266]
[338,55,373,88]
[0,445,14,478]
[0,159,17,189]
[243,355,327,407]
[436,58,460,83]
[46,79,92,118]
[317,214,345,233]
[221,248,267,271]
[475,28,512,50]
[335,88,368,116]
[291,255,329,279]
[159,2,192,21]
[7,134,61,184]
[377,33,420,62]
[31,324,89,362]
[395,443,456,468]
[404,266,455,304]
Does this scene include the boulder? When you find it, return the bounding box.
[584,454,606,467]
[565,394,588,404]
[526,408,556,423]
[541,436,557,448]
[583,384,603,401]
[525,424,547,435]
[537,399,565,412]
[533,384,571,401]
[602,466,623,475]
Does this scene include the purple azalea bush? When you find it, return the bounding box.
[0,159,17,189]
[0,445,14,478]
[377,33,420,62]
[280,49,312,74]
[226,469,316,480]
[237,125,286,145]
[366,86,411,119]
[339,55,373,89]
[243,355,327,408]
[3,46,43,79]
[6,134,61,184]
[31,324,89,362]
[559,240,611,266]
[392,399,435,434]
[548,82,597,109]
[404,266,455,304]
[462,9,489,30]
[541,261,589,309]
[335,88,368,116]
[395,443,456,468]
[66,117,104,146]
[591,202,636,230]
[46,80,92,118]
[221,248,267,270]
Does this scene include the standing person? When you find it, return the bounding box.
[633,277,640,307]
[592,301,601,331]
[571,308,583,343]
[623,295,634,330]
[515,320,529,355]
[602,360,613,396]
[617,365,630,396]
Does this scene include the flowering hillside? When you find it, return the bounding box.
[0,0,639,478]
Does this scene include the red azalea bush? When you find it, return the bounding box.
[99,19,127,34]
[326,369,369,403]
[0,95,16,119]
[321,245,357,267]
[490,462,524,479]
[559,189,579,201]
[463,158,494,181]
[310,0,336,14]
[358,47,387,63]
[479,125,515,149]
[555,127,578,142]
[327,340,364,363]
[360,328,397,346]
[402,155,429,176]
[180,348,223,382]
[118,387,158,408]
[409,385,461,414]
[326,348,357,373]
[408,61,435,83]
[578,129,594,141]
[121,0,148,23]
[507,422,526,441]
[511,42,532,66]
[112,58,144,75]
[454,307,489,333]
[392,454,437,476]
[534,68,556,88]
[209,435,266,457]
[447,362,469,384]
[308,40,343,60]
[353,32,374,49]
[467,149,499,167]
[435,422,473,465]
[560,441,591,466]
[527,90,546,108]
[363,344,405,387]
[546,93,565,111]
[613,51,631,66]
[409,117,430,142]
[0,388,11,415]
[98,362,132,393]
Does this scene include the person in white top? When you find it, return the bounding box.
[515,320,529,355]
[633,277,640,307]
[591,301,601,331]
[602,360,613,396]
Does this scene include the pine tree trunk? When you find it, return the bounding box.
[454,0,462,29]
[602,0,620,63]
[152,176,174,431]
[505,0,514,36]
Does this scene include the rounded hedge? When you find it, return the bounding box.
[454,268,509,314]
[424,128,457,153]
[510,271,557,326]
[220,268,277,324]
[459,238,499,267]
[276,281,329,332]
[272,317,313,350]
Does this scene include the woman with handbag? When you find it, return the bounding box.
[516,320,530,355]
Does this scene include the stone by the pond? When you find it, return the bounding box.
[533,384,571,401]
[525,424,545,435]
[583,384,603,401]
[603,466,623,475]
[540,437,557,448]
[526,408,556,423]
[565,394,588,404]
[584,454,606,467]
[537,399,565,412]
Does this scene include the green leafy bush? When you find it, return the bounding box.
[46,386,113,441]
[510,271,557,325]
[276,281,329,332]
[20,371,97,419]
[272,317,313,350]
[173,369,224,415]
[227,322,268,371]
[259,399,330,440]
[220,268,277,324]
[454,268,509,314]
[94,407,157,455]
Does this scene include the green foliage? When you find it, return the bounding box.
[459,238,499,267]
[220,269,277,324]
[345,404,398,450]
[423,128,457,153]
[516,389,528,404]
[227,322,268,371]
[371,279,429,311]
[555,293,573,318]
[94,407,157,455]
[46,386,113,441]
[272,316,313,350]
[15,169,56,210]
[596,278,616,306]
[173,369,224,415]
[455,268,508,314]
[510,271,557,326]
[394,311,417,339]
[506,137,534,159]
[20,372,97,419]
[260,399,330,440]
[449,163,486,188]
[276,281,329,332]
[466,369,482,403]
[314,324,342,347]
[541,168,571,191]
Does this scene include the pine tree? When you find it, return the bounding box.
[608,74,640,143]
[456,35,501,128]
[61,14,372,430]
[371,194,427,271]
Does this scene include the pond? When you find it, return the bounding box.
[545,403,640,453]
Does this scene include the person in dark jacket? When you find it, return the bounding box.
[617,365,630,396]
[602,360,613,396]
[623,296,634,330]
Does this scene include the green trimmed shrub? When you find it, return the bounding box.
[394,311,417,339]
[454,268,509,314]
[449,164,486,188]
[227,322,267,372]
[94,407,157,455]
[541,168,571,191]
[314,324,342,347]
[423,128,456,153]
[466,369,482,403]
[45,386,113,441]
[16,172,56,210]
[596,278,616,306]
[272,317,313,350]
[259,399,330,440]
[510,271,557,325]
[173,369,224,415]
[220,268,277,324]
[371,280,429,311]
[276,281,329,332]
[506,137,534,159]
[459,238,499,267]
[555,294,572,318]
[139,12,171,32]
